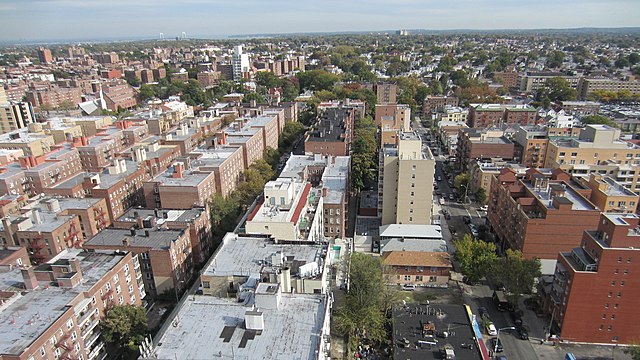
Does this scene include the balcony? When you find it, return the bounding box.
[562,248,598,272]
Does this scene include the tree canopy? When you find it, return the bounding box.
[334,253,393,346]
[454,235,498,284]
[489,249,541,304]
[101,305,148,354]
[351,116,377,191]
[580,115,616,127]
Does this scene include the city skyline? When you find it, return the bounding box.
[0,0,639,42]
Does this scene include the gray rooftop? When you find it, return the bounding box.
[380,239,448,253]
[118,208,205,224]
[151,294,326,360]
[0,249,127,355]
[202,233,324,278]
[84,228,184,250]
[525,182,596,211]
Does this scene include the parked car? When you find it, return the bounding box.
[463,216,472,224]
[448,193,454,200]
[479,205,488,211]
[516,324,529,340]
[490,337,503,352]
[486,322,497,336]
[402,284,417,291]
[437,176,442,181]
[478,307,489,320]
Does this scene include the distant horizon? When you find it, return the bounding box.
[0,0,638,44]
[2,26,640,47]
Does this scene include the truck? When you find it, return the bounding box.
[493,290,512,311]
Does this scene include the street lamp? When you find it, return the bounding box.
[460,184,469,204]
[495,326,516,354]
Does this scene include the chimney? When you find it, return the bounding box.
[69,258,82,278]
[280,267,291,293]
[322,188,328,197]
[129,228,136,236]
[250,99,257,107]
[136,214,144,229]
[123,236,131,246]
[144,230,150,237]
[21,267,39,290]
[172,163,184,178]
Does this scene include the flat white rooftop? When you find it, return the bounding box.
[379,224,443,240]
[152,294,326,360]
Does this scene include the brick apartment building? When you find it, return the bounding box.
[487,168,601,259]
[84,226,193,298]
[382,251,452,287]
[546,213,640,344]
[192,146,245,197]
[375,83,398,104]
[143,161,217,210]
[304,106,355,157]
[26,86,82,109]
[113,207,212,267]
[0,248,145,360]
[580,174,640,213]
[513,125,549,168]
[422,96,458,116]
[456,128,515,171]
[468,104,537,128]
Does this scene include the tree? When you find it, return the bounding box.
[580,115,616,127]
[244,91,266,104]
[454,173,470,195]
[138,84,156,102]
[125,73,140,87]
[475,188,487,204]
[625,345,640,360]
[101,305,148,355]
[57,100,76,111]
[490,249,541,305]
[279,121,305,148]
[546,51,565,68]
[351,116,377,191]
[540,77,577,102]
[454,235,498,284]
[209,194,241,237]
[296,70,340,92]
[264,147,280,169]
[334,253,390,347]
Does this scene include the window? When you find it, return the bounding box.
[618,256,623,263]
[620,281,625,286]
[54,348,61,358]
[614,304,619,309]
[605,303,609,308]
[71,331,77,341]
[202,281,210,289]
[40,347,46,356]
[415,275,423,281]
[602,314,606,319]
[611,314,615,320]
[404,275,411,281]
[614,269,619,274]
[611,281,616,286]
[410,192,414,196]
[66,319,73,329]
[571,152,577,157]
[599,325,604,331]
[417,266,424,272]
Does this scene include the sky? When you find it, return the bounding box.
[0,0,639,42]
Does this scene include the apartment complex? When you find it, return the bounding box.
[375,83,398,104]
[577,78,640,100]
[422,96,458,116]
[519,71,580,92]
[245,177,324,243]
[580,174,639,213]
[547,213,640,344]
[468,104,537,128]
[378,132,435,225]
[488,168,601,259]
[304,105,355,157]
[544,125,640,192]
[375,103,411,145]
[0,248,144,360]
[84,226,192,298]
[513,125,549,168]
[456,128,515,171]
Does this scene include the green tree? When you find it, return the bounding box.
[546,51,565,68]
[101,305,148,355]
[454,235,498,284]
[351,116,377,191]
[57,100,76,111]
[296,70,340,92]
[334,254,390,347]
[255,71,281,88]
[629,53,640,65]
[125,73,140,87]
[244,91,266,104]
[581,115,616,127]
[625,345,640,360]
[454,173,470,194]
[475,188,487,204]
[279,121,305,148]
[490,249,541,305]
[138,84,156,102]
[539,77,577,102]
[209,194,241,237]
[264,147,281,169]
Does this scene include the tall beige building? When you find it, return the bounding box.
[379,132,435,225]
[544,125,640,192]
[0,88,35,134]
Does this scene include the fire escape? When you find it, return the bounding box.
[55,333,73,360]
[66,222,81,249]
[101,287,115,310]
[94,207,108,231]
[29,235,48,263]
